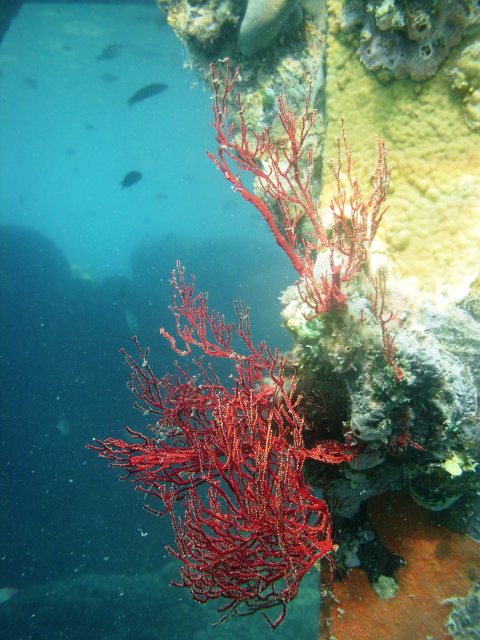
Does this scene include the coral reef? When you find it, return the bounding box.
[95,0,480,629]
[342,0,480,81]
[158,0,480,295]
[202,61,480,626]
[284,276,480,532]
[449,40,480,132]
[238,0,303,56]
[326,494,480,640]
[156,0,329,189]
[159,0,240,54]
[324,0,480,296]
[156,0,308,58]
[447,581,480,640]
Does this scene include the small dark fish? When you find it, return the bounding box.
[121,171,143,188]
[127,83,168,106]
[100,73,118,84]
[85,122,95,131]
[24,76,38,89]
[65,147,77,156]
[96,43,122,61]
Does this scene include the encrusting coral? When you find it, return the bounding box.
[449,40,480,132]
[325,493,480,640]
[342,0,480,81]
[324,0,480,297]
[238,0,303,56]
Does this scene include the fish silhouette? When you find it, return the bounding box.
[121,171,143,188]
[23,76,38,89]
[96,43,122,61]
[127,83,168,106]
[100,73,118,84]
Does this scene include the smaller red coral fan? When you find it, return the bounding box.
[89,263,358,628]
[208,60,390,317]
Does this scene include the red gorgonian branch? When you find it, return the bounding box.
[369,269,404,382]
[89,263,359,628]
[207,59,390,315]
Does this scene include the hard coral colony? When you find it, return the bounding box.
[89,60,480,629]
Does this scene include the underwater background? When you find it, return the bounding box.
[0,1,313,638]
[1,1,480,639]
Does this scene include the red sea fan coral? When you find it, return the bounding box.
[89,263,358,628]
[208,60,390,316]
[89,59,393,628]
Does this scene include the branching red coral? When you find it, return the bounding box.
[369,269,404,381]
[90,61,396,628]
[207,59,390,316]
[90,263,358,628]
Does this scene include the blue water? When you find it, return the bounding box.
[0,2,317,638]
[1,2,264,278]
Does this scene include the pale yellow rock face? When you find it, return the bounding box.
[323,1,480,299]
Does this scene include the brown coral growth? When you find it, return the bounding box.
[324,493,480,640]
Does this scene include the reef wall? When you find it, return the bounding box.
[156,0,480,299]
[324,0,480,299]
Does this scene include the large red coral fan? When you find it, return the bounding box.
[90,263,358,628]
